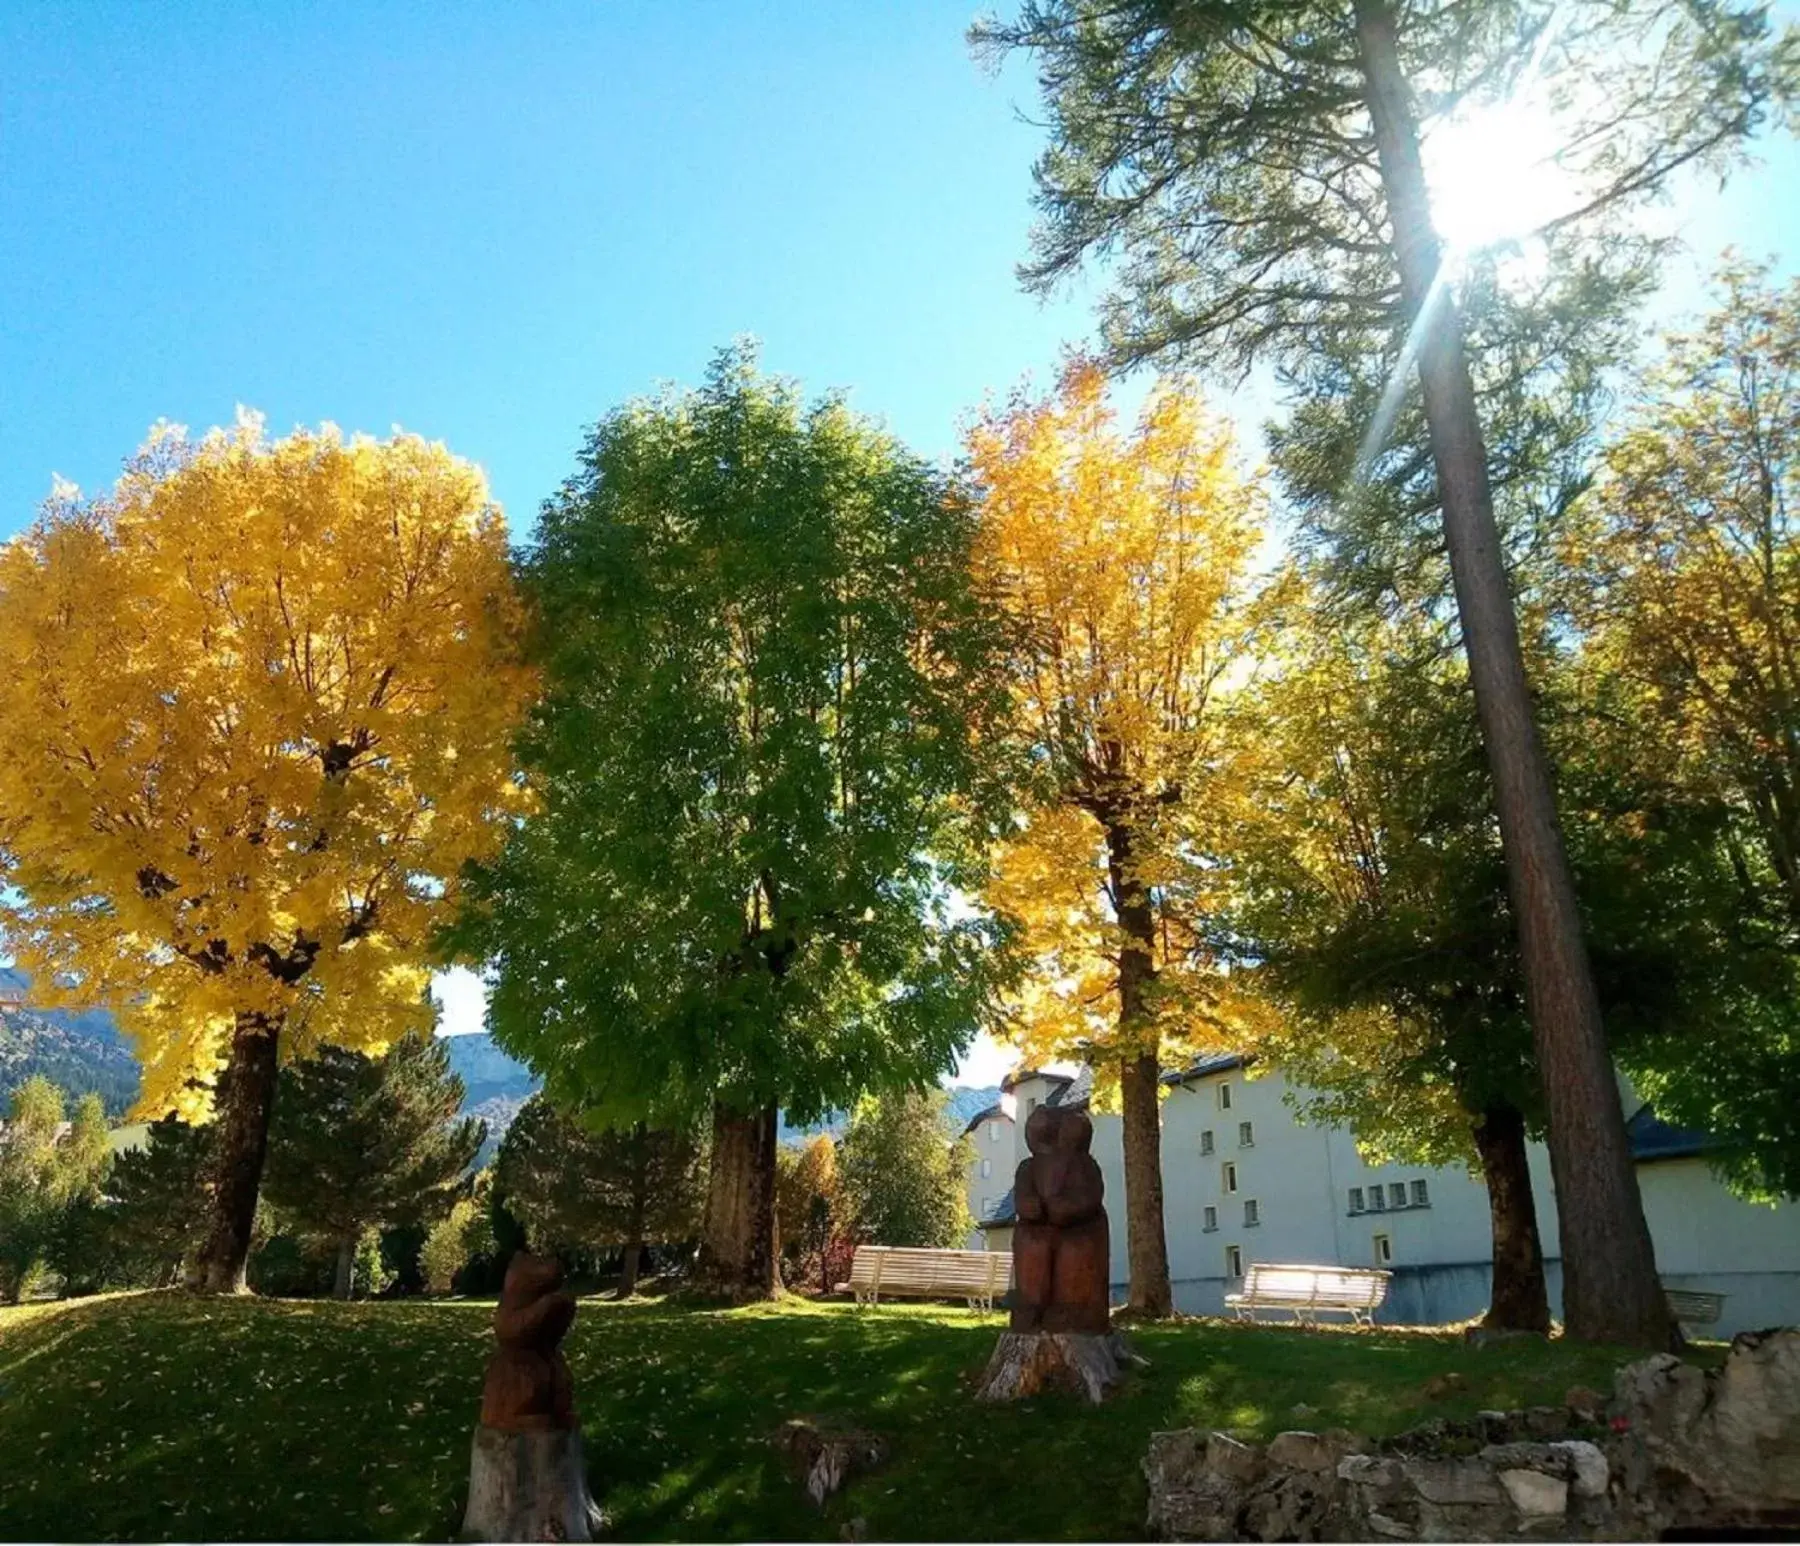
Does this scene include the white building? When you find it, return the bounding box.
[963,1055,1800,1338]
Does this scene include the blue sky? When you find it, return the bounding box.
[3,2,1795,1086]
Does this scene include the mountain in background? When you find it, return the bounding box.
[0,968,139,1116]
[0,984,1004,1160]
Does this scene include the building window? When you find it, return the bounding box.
[1200,1129,1215,1155]
[1411,1179,1430,1207]
[1026,1096,1039,1114]
[1368,1185,1386,1212]
[1243,1199,1260,1227]
[1348,1186,1365,1213]
[1203,1205,1218,1232]
[1222,1162,1239,1194]
[1389,1182,1408,1210]
[988,1121,1001,1143]
[1226,1244,1244,1279]
[1373,1232,1393,1266]
[980,1158,992,1179]
[1218,1082,1233,1111]
[1238,1120,1254,1148]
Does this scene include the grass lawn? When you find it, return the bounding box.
[0,1292,1668,1542]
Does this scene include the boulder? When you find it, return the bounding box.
[1498,1468,1569,1518]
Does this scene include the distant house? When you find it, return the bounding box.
[963,1054,1800,1337]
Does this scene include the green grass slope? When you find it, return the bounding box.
[0,1294,1650,1542]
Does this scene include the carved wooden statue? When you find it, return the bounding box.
[976,1105,1138,1403]
[464,1253,603,1542]
[1011,1105,1111,1335]
[480,1253,578,1431]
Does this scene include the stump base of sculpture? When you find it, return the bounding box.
[462,1424,604,1542]
[975,1329,1142,1404]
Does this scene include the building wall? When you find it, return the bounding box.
[965,1110,1015,1248]
[1111,1062,1800,1336]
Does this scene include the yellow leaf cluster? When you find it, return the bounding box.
[0,415,535,1118]
[967,362,1288,1086]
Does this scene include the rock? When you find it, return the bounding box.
[1268,1430,1352,1473]
[1420,1371,1468,1401]
[1207,1431,1266,1484]
[1550,1440,1609,1500]
[1144,1430,1249,1541]
[1337,1454,1399,1488]
[1399,1456,1505,1508]
[1499,1467,1570,1517]
[1366,1511,1415,1538]
[773,1416,887,1506]
[839,1517,868,1543]
[1565,1385,1607,1423]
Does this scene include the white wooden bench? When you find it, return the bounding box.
[835,1245,1012,1310]
[1665,1287,1726,1329]
[1225,1263,1392,1326]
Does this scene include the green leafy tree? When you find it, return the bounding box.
[776,1134,852,1293]
[421,1197,478,1294]
[0,1078,110,1300]
[494,1096,704,1297]
[450,343,1015,1299]
[1232,597,1759,1325]
[1559,264,1800,1194]
[260,1034,483,1298]
[975,0,1795,1348]
[838,1089,973,1250]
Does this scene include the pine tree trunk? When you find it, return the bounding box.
[1105,818,1173,1318]
[1351,0,1675,1351]
[617,1242,642,1300]
[616,1125,648,1300]
[692,1100,780,1301]
[1472,1102,1550,1334]
[333,1234,357,1300]
[191,1010,283,1295]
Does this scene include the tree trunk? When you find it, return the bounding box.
[617,1242,642,1300]
[692,1099,780,1301]
[1471,1102,1551,1334]
[333,1234,357,1300]
[1105,818,1173,1318]
[616,1124,648,1300]
[191,1010,283,1295]
[1352,0,1676,1350]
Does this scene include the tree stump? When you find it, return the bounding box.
[975,1329,1143,1404]
[463,1253,604,1541]
[462,1425,604,1542]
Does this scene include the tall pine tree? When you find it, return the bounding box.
[261,1034,483,1297]
[975,0,1795,1346]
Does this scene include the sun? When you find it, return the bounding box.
[1423,95,1577,255]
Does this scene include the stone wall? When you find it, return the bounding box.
[1144,1328,1800,1541]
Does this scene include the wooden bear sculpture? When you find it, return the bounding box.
[464,1252,602,1541]
[1010,1104,1112,1335]
[479,1252,578,1432]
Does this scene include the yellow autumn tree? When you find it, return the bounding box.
[0,414,534,1291]
[967,361,1285,1315]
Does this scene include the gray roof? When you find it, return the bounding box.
[960,1103,1008,1138]
[1162,1051,1252,1087]
[1625,1103,1714,1163]
[977,1185,1017,1228]
[1047,1066,1094,1110]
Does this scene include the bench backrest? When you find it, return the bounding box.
[846,1245,1011,1295]
[1240,1262,1391,1308]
